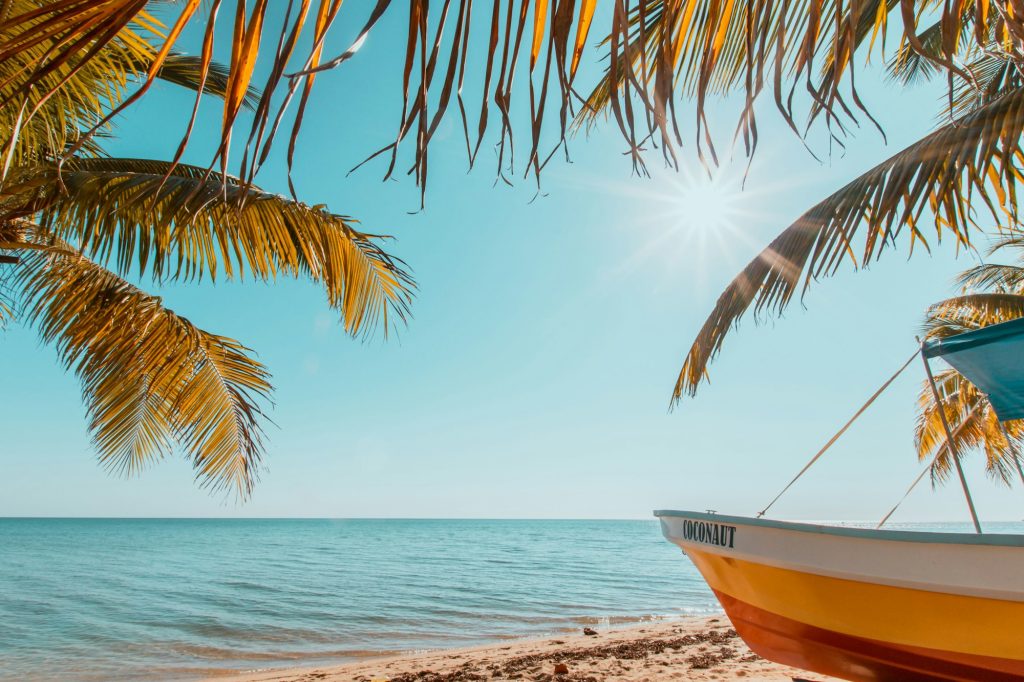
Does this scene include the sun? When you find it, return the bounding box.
[674,170,744,233]
[560,152,793,292]
[597,158,782,295]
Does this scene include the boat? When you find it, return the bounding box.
[657,318,1024,681]
[656,510,1024,680]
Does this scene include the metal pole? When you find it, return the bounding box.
[921,351,982,534]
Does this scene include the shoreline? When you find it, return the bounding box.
[208,615,835,681]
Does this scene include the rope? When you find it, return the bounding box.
[878,402,984,528]
[876,463,930,529]
[757,348,921,519]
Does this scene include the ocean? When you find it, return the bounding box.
[0,518,1018,681]
[0,518,716,681]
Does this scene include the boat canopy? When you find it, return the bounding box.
[922,317,1024,421]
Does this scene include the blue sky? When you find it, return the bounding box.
[1,3,1022,521]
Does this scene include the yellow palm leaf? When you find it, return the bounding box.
[917,287,1024,486]
[6,228,272,497]
[15,158,415,339]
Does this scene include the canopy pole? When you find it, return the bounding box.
[921,350,982,534]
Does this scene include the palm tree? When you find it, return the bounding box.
[916,232,1024,488]
[0,7,413,497]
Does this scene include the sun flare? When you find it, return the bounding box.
[596,158,782,295]
[675,171,744,233]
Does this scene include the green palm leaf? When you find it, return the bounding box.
[886,17,964,86]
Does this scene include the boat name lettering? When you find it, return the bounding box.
[681,520,736,548]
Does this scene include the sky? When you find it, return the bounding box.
[1,3,1022,522]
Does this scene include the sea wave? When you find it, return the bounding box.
[0,518,720,681]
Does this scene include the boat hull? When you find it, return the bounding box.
[656,511,1024,681]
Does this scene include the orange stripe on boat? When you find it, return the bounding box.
[685,548,1024,662]
[715,589,1024,681]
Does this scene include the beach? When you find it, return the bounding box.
[213,616,834,682]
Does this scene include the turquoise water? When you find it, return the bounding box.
[3,519,1020,681]
[0,519,718,681]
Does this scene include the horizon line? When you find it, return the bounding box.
[2,515,1020,523]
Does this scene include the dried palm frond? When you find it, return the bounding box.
[5,0,1022,194]
[673,86,1024,404]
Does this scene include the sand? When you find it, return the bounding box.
[211,616,837,681]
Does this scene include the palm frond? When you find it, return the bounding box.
[16,158,415,339]
[926,292,1024,330]
[151,54,261,110]
[917,285,1024,487]
[5,228,272,497]
[674,86,1024,404]
[2,0,1019,190]
[956,263,1024,293]
[0,4,161,168]
[576,0,906,156]
[984,227,1024,258]
[886,15,969,86]
[946,53,1023,119]
[914,368,1023,486]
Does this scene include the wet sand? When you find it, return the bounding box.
[212,616,836,681]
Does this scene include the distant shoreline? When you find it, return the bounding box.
[207,616,834,681]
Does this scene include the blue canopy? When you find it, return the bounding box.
[922,317,1024,422]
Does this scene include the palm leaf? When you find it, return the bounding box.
[5,228,272,497]
[916,289,1024,486]
[886,15,968,86]
[1,0,1014,191]
[956,262,1024,293]
[926,292,1024,330]
[950,54,1022,119]
[914,368,1022,486]
[15,157,415,339]
[0,3,161,169]
[955,231,1024,292]
[150,54,261,110]
[674,86,1024,403]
